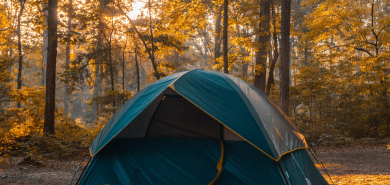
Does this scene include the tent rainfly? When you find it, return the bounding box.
[78,69,329,185]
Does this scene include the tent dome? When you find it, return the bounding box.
[80,69,328,185]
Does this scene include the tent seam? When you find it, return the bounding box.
[214,72,279,157]
[170,85,303,161]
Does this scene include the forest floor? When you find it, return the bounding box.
[314,144,390,184]
[0,144,389,185]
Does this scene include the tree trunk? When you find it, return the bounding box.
[91,38,100,122]
[242,59,248,77]
[202,29,208,68]
[253,0,270,92]
[214,5,223,70]
[223,0,228,74]
[43,0,58,135]
[148,0,159,80]
[289,37,294,86]
[108,32,115,107]
[266,4,279,96]
[91,2,104,123]
[239,27,249,78]
[91,58,100,123]
[279,0,291,115]
[135,47,140,92]
[174,49,179,69]
[64,0,72,115]
[122,44,126,92]
[16,0,25,108]
[43,8,48,86]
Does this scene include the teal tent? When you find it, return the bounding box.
[79,69,328,185]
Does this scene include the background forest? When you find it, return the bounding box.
[1,0,390,158]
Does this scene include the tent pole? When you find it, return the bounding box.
[275,161,291,185]
[75,156,92,185]
[144,93,166,137]
[69,151,89,185]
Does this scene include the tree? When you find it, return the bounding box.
[64,0,73,115]
[214,5,223,66]
[253,0,270,92]
[16,0,26,108]
[279,0,291,115]
[117,0,160,80]
[43,0,58,135]
[91,0,105,123]
[223,0,228,74]
[135,45,140,92]
[265,2,279,96]
[42,6,48,86]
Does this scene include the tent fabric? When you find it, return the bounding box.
[90,69,308,160]
[82,69,328,185]
[80,139,288,185]
[214,141,286,185]
[279,149,329,185]
[81,139,221,185]
[223,74,307,158]
[172,70,275,158]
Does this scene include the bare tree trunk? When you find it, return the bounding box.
[108,32,115,107]
[279,0,291,115]
[91,36,100,122]
[16,0,25,108]
[100,65,104,96]
[238,27,248,78]
[266,3,279,96]
[148,0,159,79]
[135,47,140,92]
[223,0,228,74]
[122,43,126,92]
[174,49,179,68]
[214,5,223,70]
[64,0,72,115]
[289,37,294,86]
[43,0,58,135]
[91,2,104,123]
[253,0,270,92]
[242,60,248,77]
[202,29,208,68]
[91,58,100,123]
[42,8,48,86]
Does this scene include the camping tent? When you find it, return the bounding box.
[79,69,328,185]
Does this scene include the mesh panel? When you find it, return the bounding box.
[145,94,221,139]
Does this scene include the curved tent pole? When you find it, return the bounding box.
[69,151,88,185]
[75,156,92,185]
[306,143,335,185]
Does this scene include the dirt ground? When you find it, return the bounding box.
[313,144,390,184]
[0,144,389,185]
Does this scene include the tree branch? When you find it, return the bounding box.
[116,0,160,79]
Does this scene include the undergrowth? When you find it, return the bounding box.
[0,87,105,159]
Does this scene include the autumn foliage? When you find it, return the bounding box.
[1,0,390,160]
